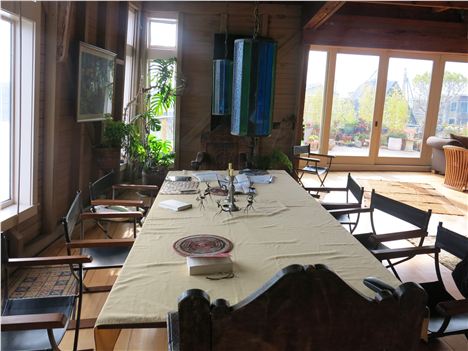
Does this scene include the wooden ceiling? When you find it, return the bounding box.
[301,1,468,53]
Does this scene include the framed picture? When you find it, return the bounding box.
[77,42,116,122]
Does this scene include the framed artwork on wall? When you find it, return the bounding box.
[77,42,116,122]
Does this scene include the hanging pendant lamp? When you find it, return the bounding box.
[212,11,233,116]
[231,38,276,136]
[231,3,277,137]
[212,59,233,115]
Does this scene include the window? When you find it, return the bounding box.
[302,51,327,149]
[436,61,468,137]
[0,11,36,211]
[461,101,468,114]
[123,6,139,122]
[146,14,178,150]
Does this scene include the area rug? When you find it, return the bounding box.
[408,237,460,271]
[8,266,77,299]
[356,178,464,216]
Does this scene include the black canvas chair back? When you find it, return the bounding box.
[370,190,431,234]
[351,190,432,280]
[418,223,468,339]
[168,264,427,351]
[62,191,83,245]
[89,170,115,201]
[292,145,309,156]
[1,234,90,351]
[435,223,468,261]
[347,173,364,204]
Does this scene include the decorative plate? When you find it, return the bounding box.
[173,234,233,257]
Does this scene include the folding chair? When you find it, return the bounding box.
[366,223,468,340]
[1,235,91,351]
[89,170,158,238]
[305,173,364,233]
[330,190,432,280]
[292,144,334,187]
[62,191,135,294]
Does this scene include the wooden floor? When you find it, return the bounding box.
[32,171,467,350]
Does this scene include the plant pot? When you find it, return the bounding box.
[95,148,120,172]
[142,168,168,186]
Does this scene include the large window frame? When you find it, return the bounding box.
[0,5,40,228]
[299,45,467,169]
[123,3,140,123]
[144,11,180,165]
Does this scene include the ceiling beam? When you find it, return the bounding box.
[303,2,346,30]
[366,1,468,12]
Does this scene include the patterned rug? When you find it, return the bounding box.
[8,266,77,298]
[356,179,464,216]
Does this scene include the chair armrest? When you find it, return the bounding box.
[328,207,372,216]
[322,202,361,210]
[303,187,348,192]
[310,152,335,159]
[7,255,92,267]
[1,313,67,331]
[436,299,468,316]
[113,184,159,192]
[371,229,427,242]
[67,239,134,248]
[296,156,320,163]
[81,211,143,220]
[91,199,144,207]
[372,246,439,261]
[363,277,395,294]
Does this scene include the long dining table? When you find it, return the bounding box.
[94,170,400,350]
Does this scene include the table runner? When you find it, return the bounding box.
[94,171,400,349]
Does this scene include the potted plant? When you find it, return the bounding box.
[124,58,181,185]
[95,116,130,172]
[252,149,292,172]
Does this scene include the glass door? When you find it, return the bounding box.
[377,57,433,161]
[329,53,379,157]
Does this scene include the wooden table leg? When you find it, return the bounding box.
[94,328,121,351]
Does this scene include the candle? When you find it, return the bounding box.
[228,162,232,170]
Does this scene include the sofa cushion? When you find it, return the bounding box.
[450,134,468,149]
[426,136,462,150]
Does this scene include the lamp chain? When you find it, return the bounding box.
[253,1,260,40]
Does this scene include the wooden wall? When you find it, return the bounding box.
[143,2,303,168]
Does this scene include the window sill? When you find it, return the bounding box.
[0,204,38,231]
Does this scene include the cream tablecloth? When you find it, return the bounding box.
[94,171,400,349]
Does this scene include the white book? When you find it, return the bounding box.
[158,199,192,211]
[187,256,233,275]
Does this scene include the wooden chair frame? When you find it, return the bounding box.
[1,235,91,351]
[292,144,335,187]
[89,170,159,238]
[168,264,427,351]
[62,191,135,295]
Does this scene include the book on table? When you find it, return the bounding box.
[159,199,192,211]
[187,254,233,275]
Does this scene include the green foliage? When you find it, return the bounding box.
[148,58,177,116]
[382,90,409,136]
[303,87,324,127]
[101,117,127,148]
[358,85,375,123]
[123,58,179,172]
[253,149,292,172]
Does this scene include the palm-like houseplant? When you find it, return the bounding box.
[124,58,181,185]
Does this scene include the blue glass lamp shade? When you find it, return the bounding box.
[231,39,277,137]
[212,59,233,115]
